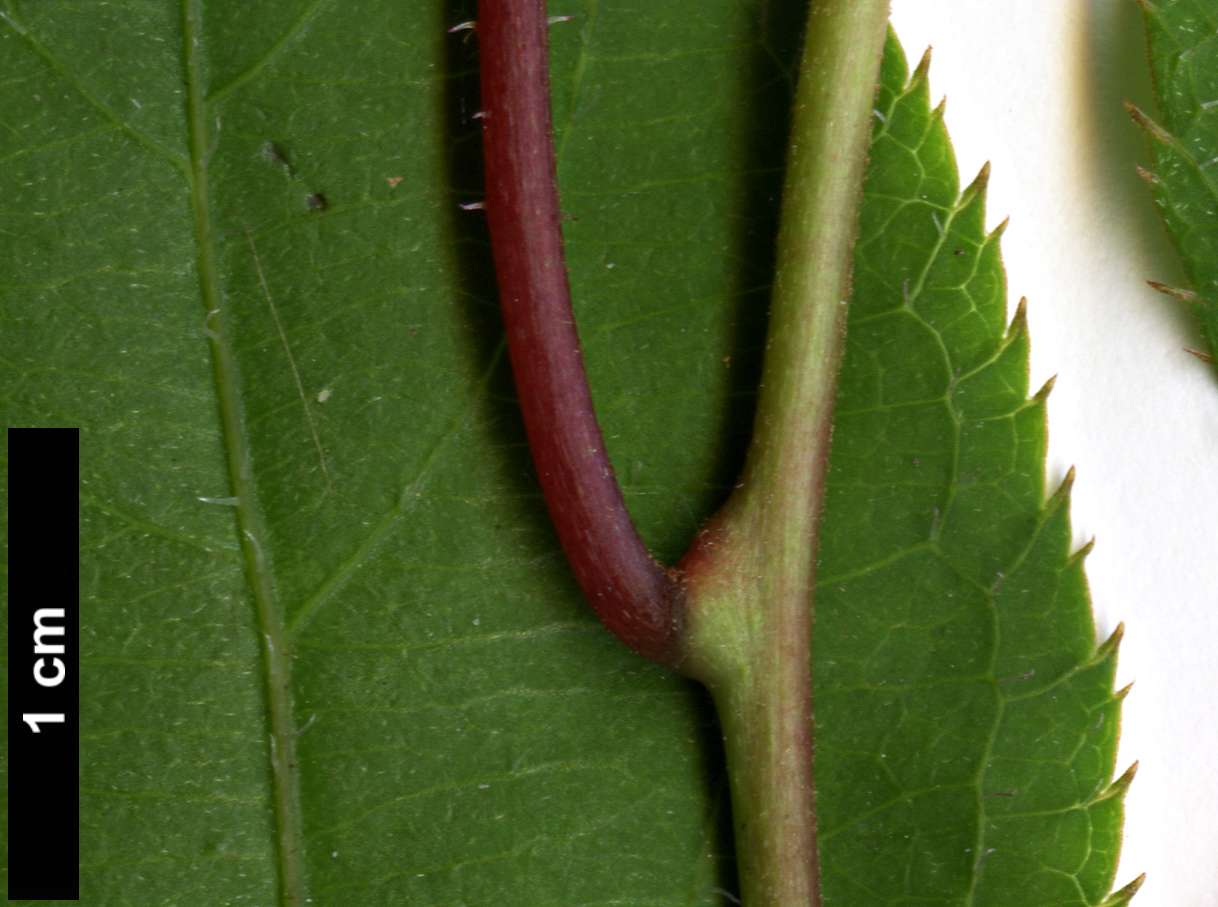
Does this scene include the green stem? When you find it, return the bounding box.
[677,3,890,905]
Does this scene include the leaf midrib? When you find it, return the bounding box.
[181,0,305,902]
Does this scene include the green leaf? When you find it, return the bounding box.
[817,39,1133,907]
[0,2,1133,905]
[1136,0,1218,373]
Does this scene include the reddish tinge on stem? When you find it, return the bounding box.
[475,0,685,669]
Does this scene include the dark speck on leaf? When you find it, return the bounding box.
[306,193,328,211]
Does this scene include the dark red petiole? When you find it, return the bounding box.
[475,0,685,669]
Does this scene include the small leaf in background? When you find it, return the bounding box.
[1133,0,1218,374]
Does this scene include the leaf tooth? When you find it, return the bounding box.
[1125,101,1173,144]
[1032,372,1056,403]
[1096,760,1139,803]
[1186,347,1216,363]
[1134,163,1162,187]
[931,97,947,127]
[1099,872,1145,907]
[1147,279,1198,302]
[1080,626,1129,687]
[1004,297,1028,342]
[958,160,991,209]
[1123,100,1149,125]
[1102,619,1124,647]
[910,46,933,90]
[985,215,1010,246]
[1068,535,1096,567]
[1127,102,1194,178]
[1095,620,1125,661]
[1041,464,1075,519]
[970,159,991,191]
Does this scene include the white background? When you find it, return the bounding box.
[888,3,1218,905]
